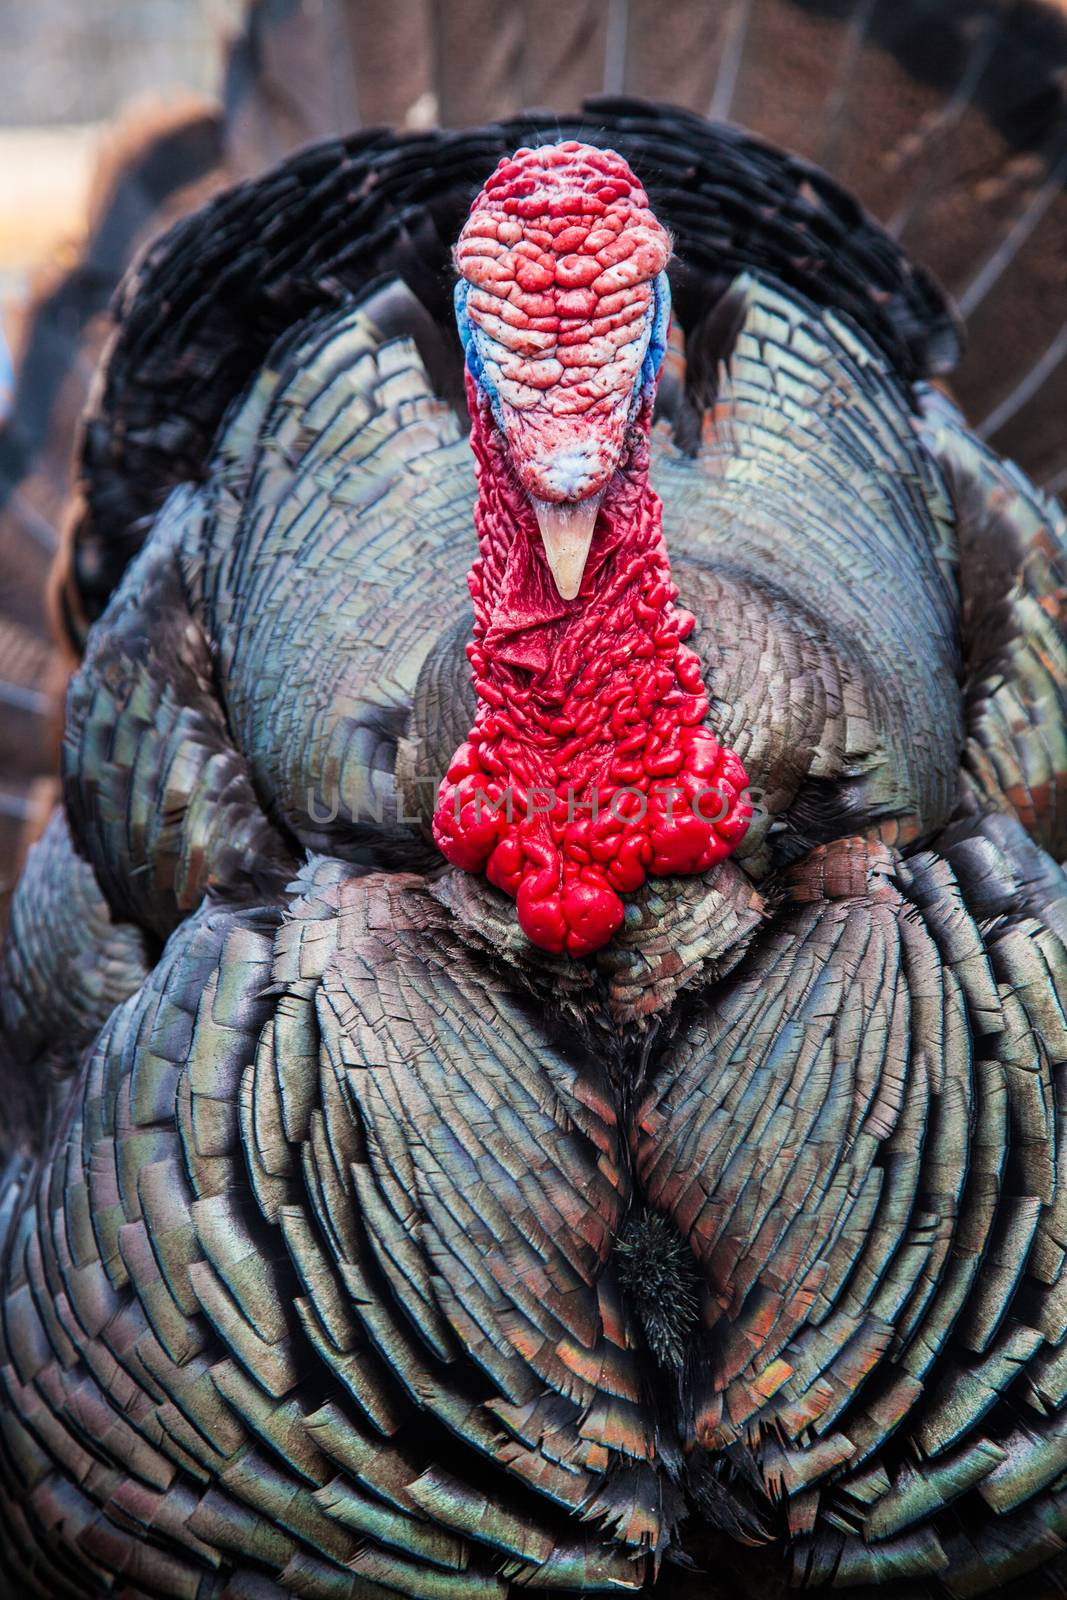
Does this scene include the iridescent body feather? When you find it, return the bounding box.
[0,95,1065,1600]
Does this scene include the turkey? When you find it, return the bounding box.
[2,55,1067,1600]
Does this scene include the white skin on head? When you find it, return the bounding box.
[455,150,669,596]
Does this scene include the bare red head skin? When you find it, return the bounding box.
[433,143,751,957]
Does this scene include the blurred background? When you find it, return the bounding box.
[1,0,1066,905]
[0,0,240,370]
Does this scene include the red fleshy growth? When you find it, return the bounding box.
[453,144,673,505]
[479,141,637,199]
[432,378,753,958]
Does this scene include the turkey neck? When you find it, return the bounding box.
[464,378,701,708]
[431,375,752,959]
[458,377,722,917]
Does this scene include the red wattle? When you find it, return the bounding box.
[432,382,752,958]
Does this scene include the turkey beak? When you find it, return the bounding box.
[531,492,604,600]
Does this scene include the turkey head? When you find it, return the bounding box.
[433,142,753,958]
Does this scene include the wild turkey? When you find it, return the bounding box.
[2,38,1067,1600]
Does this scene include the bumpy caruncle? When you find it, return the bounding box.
[434,143,752,955]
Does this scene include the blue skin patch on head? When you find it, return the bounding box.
[455,276,503,424]
[642,271,672,392]
[456,268,673,423]
[453,279,475,367]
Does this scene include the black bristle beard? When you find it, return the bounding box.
[613,1208,780,1560]
[614,1207,700,1371]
